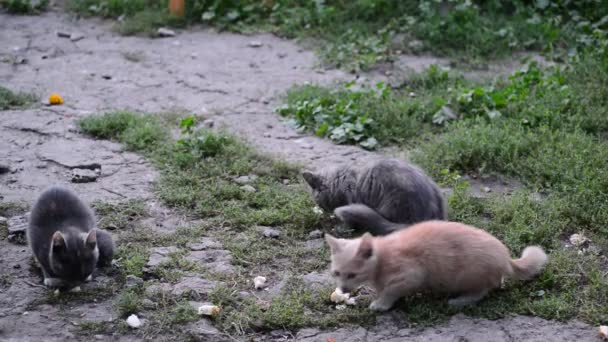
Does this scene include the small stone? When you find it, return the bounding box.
[35,162,47,169]
[277,52,287,59]
[57,31,71,38]
[71,168,99,183]
[202,119,214,128]
[125,275,144,289]
[263,132,271,138]
[94,335,105,340]
[409,92,416,97]
[8,215,27,235]
[13,264,21,269]
[146,246,179,268]
[260,227,280,239]
[157,28,176,37]
[188,238,222,251]
[253,276,267,290]
[0,163,9,174]
[101,75,112,80]
[282,179,290,185]
[308,230,323,240]
[240,185,256,193]
[126,314,142,329]
[234,175,258,184]
[483,186,492,193]
[70,33,85,42]
[142,299,156,310]
[247,41,263,48]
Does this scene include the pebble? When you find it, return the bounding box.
[126,314,142,328]
[56,31,71,38]
[157,28,176,37]
[0,163,9,174]
[247,41,263,48]
[240,185,256,193]
[70,33,85,42]
[125,275,144,289]
[261,227,280,238]
[71,168,99,183]
[483,186,492,193]
[202,118,215,128]
[234,175,257,184]
[308,230,323,240]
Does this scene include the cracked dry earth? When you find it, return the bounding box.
[0,11,600,342]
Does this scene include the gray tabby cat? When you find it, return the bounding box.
[303,158,446,235]
[27,186,115,288]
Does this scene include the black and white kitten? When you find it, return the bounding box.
[27,186,115,288]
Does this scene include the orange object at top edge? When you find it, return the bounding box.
[169,0,185,17]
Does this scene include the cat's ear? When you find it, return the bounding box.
[325,233,342,254]
[302,171,323,189]
[52,231,66,251]
[357,233,374,259]
[85,229,97,249]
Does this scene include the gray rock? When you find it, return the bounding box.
[0,216,7,225]
[144,283,173,299]
[188,237,222,251]
[234,175,258,184]
[125,275,144,289]
[184,319,225,341]
[56,31,71,38]
[70,33,85,42]
[8,215,27,235]
[296,327,367,341]
[240,185,256,193]
[300,271,333,291]
[71,168,100,183]
[146,246,179,268]
[202,119,214,128]
[247,41,263,48]
[172,277,217,299]
[157,28,176,37]
[185,249,235,274]
[0,163,9,174]
[277,52,287,59]
[142,298,157,310]
[258,226,280,238]
[308,230,323,239]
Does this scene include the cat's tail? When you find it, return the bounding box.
[334,204,404,236]
[508,246,548,280]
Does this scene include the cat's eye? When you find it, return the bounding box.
[333,271,340,277]
[346,273,356,279]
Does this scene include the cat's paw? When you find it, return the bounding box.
[43,277,63,288]
[369,299,392,312]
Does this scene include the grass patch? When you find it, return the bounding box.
[116,289,143,317]
[1,0,48,14]
[0,86,37,110]
[69,0,608,70]
[93,199,147,231]
[78,111,168,152]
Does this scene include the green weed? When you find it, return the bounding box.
[0,86,37,110]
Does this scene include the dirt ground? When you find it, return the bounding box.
[0,11,601,342]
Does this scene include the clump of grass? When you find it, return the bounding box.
[78,111,168,152]
[116,289,143,317]
[1,0,48,14]
[0,86,37,110]
[93,199,147,231]
[115,244,148,278]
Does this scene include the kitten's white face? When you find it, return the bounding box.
[325,233,376,293]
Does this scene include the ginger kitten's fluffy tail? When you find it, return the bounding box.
[509,246,548,280]
[334,204,404,236]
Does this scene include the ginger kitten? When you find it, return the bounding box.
[325,220,548,311]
